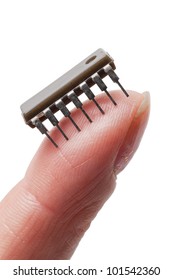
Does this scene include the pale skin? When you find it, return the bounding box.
[0,90,150,259]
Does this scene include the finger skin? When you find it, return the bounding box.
[0,90,150,259]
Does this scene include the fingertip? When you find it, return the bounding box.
[25,89,148,202]
[0,89,150,259]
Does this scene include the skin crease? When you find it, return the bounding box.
[0,90,150,259]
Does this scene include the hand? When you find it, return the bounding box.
[0,90,150,259]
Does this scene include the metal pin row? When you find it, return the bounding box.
[34,66,129,148]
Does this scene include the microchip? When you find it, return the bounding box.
[20,48,129,147]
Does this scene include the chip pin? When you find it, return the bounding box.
[34,119,58,148]
[81,84,105,114]
[56,100,81,132]
[105,66,129,97]
[45,109,68,140]
[93,74,117,106]
[68,92,92,123]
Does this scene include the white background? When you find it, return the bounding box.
[0,0,172,278]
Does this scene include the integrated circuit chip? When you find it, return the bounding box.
[20,49,129,147]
